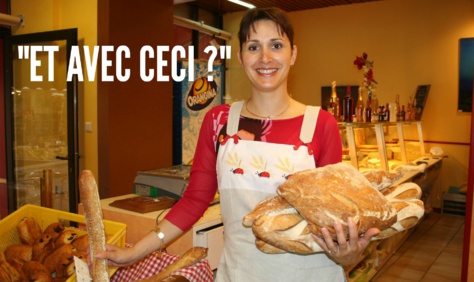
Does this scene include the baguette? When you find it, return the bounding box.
[79,170,109,282]
[139,247,208,282]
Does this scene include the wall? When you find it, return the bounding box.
[224,0,474,209]
[10,0,174,198]
[97,0,174,197]
[11,0,99,179]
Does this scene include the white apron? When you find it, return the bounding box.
[215,101,346,281]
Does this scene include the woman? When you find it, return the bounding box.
[97,7,379,281]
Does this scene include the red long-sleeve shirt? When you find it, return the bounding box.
[165,104,342,231]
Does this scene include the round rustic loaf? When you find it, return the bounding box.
[277,162,398,239]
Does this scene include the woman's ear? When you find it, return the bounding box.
[291,45,297,66]
[237,50,243,66]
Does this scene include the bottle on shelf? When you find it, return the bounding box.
[355,86,364,122]
[328,81,338,119]
[385,103,390,122]
[395,94,400,122]
[400,105,406,122]
[343,85,354,122]
[406,97,412,121]
[336,97,341,121]
[412,98,417,120]
[371,92,379,122]
[379,106,385,122]
[365,100,372,123]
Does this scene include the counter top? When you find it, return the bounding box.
[78,194,222,256]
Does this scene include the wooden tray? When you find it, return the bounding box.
[109,196,176,213]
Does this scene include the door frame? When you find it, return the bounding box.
[3,28,79,213]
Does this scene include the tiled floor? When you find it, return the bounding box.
[372,212,465,282]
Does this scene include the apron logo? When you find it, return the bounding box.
[276,157,294,180]
[186,77,218,111]
[251,156,271,178]
[256,171,270,178]
[231,168,244,175]
[227,153,244,175]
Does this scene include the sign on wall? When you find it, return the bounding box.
[459,37,474,112]
[173,60,224,165]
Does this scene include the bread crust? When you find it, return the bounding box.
[71,234,89,253]
[17,217,43,246]
[54,230,78,249]
[242,195,297,227]
[32,234,55,263]
[23,261,52,282]
[138,247,208,282]
[4,244,32,262]
[252,213,322,254]
[43,244,76,274]
[277,163,398,239]
[363,169,403,191]
[79,170,109,282]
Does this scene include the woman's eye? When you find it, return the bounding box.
[272,43,283,50]
[247,45,258,51]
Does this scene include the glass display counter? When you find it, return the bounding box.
[340,121,426,172]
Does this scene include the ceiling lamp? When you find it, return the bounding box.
[228,0,255,9]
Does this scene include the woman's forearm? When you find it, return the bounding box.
[129,219,184,261]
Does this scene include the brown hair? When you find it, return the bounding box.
[238,7,294,51]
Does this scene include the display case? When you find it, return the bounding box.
[339,121,426,172]
[339,121,444,281]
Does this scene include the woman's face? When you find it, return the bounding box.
[238,20,297,93]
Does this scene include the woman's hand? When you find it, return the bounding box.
[313,217,379,266]
[94,244,141,268]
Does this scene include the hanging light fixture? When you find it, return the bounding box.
[228,0,255,9]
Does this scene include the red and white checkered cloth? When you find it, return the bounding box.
[111,249,213,282]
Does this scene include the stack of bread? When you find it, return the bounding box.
[243,162,425,254]
[0,217,93,282]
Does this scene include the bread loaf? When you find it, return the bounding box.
[252,213,323,254]
[375,199,424,239]
[138,247,208,282]
[277,163,398,239]
[375,182,425,239]
[382,182,422,200]
[242,195,297,227]
[255,238,287,254]
[79,170,109,282]
[362,169,403,191]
